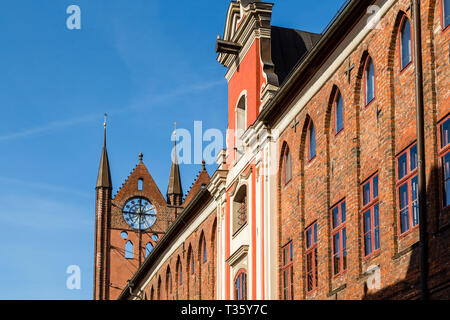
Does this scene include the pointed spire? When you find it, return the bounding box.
[167,122,183,206]
[96,114,112,189]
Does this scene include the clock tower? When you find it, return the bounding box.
[93,122,176,300]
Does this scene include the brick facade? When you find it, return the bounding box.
[100,0,449,300]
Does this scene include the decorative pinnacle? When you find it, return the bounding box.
[139,153,143,163]
[104,113,108,128]
[202,160,206,170]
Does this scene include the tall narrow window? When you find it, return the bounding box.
[335,91,344,134]
[125,241,134,259]
[305,222,318,292]
[309,121,316,160]
[397,144,419,234]
[282,242,294,300]
[440,116,450,208]
[234,270,247,300]
[177,258,183,285]
[202,236,207,263]
[145,242,153,258]
[444,0,450,29]
[138,178,143,191]
[365,56,375,105]
[236,96,246,161]
[284,146,292,184]
[166,268,172,296]
[189,247,195,275]
[362,174,380,257]
[400,17,412,70]
[331,200,347,276]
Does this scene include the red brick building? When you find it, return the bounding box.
[94,0,450,300]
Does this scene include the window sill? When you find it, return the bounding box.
[392,241,419,260]
[232,222,248,239]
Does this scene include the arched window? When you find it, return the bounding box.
[400,17,412,70]
[125,241,133,259]
[284,146,292,184]
[138,178,144,191]
[202,235,207,263]
[235,95,246,161]
[233,186,248,234]
[145,243,153,258]
[335,91,344,134]
[188,246,195,275]
[166,267,172,296]
[234,270,247,300]
[177,258,183,285]
[150,286,154,300]
[309,121,316,160]
[365,56,375,105]
[444,0,450,29]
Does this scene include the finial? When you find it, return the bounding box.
[217,34,221,40]
[202,160,206,170]
[139,153,143,163]
[104,113,108,128]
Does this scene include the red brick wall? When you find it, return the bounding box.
[278,0,450,300]
[143,213,217,300]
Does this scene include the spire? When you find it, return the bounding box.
[167,122,183,206]
[96,114,112,189]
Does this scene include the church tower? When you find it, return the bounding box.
[166,137,183,217]
[93,121,174,300]
[93,120,112,301]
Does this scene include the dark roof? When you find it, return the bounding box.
[96,127,112,189]
[271,26,321,86]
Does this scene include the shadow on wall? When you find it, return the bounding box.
[363,166,450,300]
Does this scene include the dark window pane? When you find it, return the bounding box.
[334,233,340,255]
[442,118,450,148]
[309,122,316,160]
[445,0,450,28]
[401,18,412,69]
[336,92,344,133]
[342,228,347,250]
[374,204,380,250]
[444,153,450,207]
[363,181,371,206]
[313,223,317,243]
[366,58,375,104]
[306,228,312,248]
[373,175,379,199]
[364,210,372,233]
[410,145,417,171]
[398,153,407,180]
[332,207,339,228]
[341,201,346,223]
[290,242,293,261]
[411,176,419,227]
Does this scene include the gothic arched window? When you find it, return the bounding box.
[166,267,172,297]
[335,90,344,134]
[284,146,292,184]
[234,270,247,300]
[365,56,375,105]
[145,242,153,258]
[177,258,183,285]
[400,16,412,70]
[138,178,144,191]
[125,241,133,259]
[202,235,207,263]
[308,120,316,161]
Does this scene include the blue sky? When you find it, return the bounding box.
[0,0,346,300]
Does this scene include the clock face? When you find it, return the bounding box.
[122,197,156,230]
